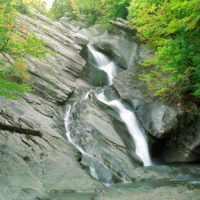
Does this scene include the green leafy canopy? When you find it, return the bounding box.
[128,0,200,100]
[0,0,52,98]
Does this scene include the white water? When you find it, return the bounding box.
[65,105,85,154]
[88,45,117,85]
[65,46,152,183]
[65,98,114,182]
[65,105,100,180]
[96,91,152,166]
[88,44,152,166]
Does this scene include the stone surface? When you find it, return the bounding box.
[66,87,138,184]
[59,16,88,33]
[163,104,200,162]
[97,183,200,200]
[113,70,178,139]
[0,8,102,200]
[90,32,138,69]
[109,18,137,35]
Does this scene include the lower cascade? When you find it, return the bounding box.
[96,91,152,166]
[64,44,152,183]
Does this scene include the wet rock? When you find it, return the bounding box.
[109,19,137,36]
[66,87,141,184]
[163,104,200,162]
[82,62,109,87]
[113,61,200,163]
[113,70,178,140]
[90,32,138,69]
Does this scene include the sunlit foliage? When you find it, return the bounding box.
[0,0,51,98]
[128,0,200,99]
[51,0,131,26]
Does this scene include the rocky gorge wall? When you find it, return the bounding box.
[0,8,200,200]
[62,16,200,164]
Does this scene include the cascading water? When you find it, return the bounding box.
[65,93,117,183]
[96,91,152,166]
[87,45,117,85]
[88,44,152,166]
[64,44,152,183]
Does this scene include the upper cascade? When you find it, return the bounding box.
[88,44,117,85]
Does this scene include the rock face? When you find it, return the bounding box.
[79,25,138,70]
[66,87,138,184]
[113,70,179,140]
[112,43,200,163]
[0,8,102,200]
[91,32,138,69]
[163,104,200,162]
[77,18,200,163]
[108,18,137,36]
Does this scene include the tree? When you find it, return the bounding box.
[50,0,131,26]
[0,0,52,98]
[128,0,200,100]
[22,0,48,14]
[50,0,73,20]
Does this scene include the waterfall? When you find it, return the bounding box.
[65,97,117,183]
[64,45,152,183]
[88,44,152,166]
[88,45,117,85]
[96,91,152,166]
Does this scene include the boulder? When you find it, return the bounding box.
[163,104,200,162]
[59,16,88,33]
[90,32,138,69]
[109,19,137,36]
[78,24,107,39]
[113,70,179,139]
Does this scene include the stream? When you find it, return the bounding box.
[62,44,200,199]
[65,44,152,183]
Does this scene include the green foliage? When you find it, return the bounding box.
[24,0,52,18]
[13,0,29,14]
[104,0,130,20]
[0,0,29,14]
[0,66,32,98]
[51,0,131,26]
[50,0,73,20]
[0,1,52,98]
[128,0,200,99]
[85,15,98,26]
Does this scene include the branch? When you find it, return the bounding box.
[0,33,10,51]
[0,122,42,137]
